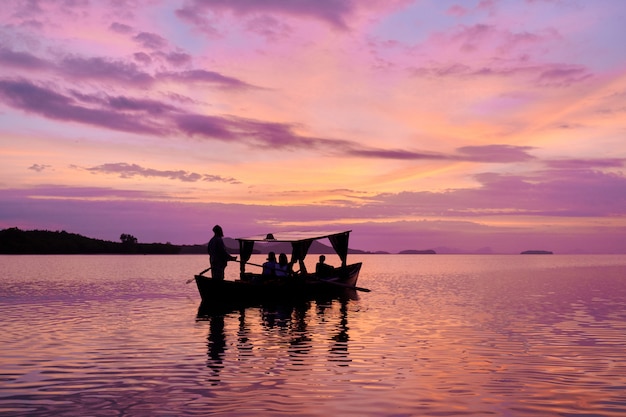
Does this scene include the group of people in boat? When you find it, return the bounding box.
[208,224,336,281]
[261,251,292,277]
[262,252,336,279]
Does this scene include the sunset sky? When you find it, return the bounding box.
[1,0,625,253]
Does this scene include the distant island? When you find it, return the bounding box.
[398,249,436,254]
[520,250,553,255]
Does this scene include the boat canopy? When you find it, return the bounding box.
[236,230,352,274]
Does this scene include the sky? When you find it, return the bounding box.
[1,0,625,254]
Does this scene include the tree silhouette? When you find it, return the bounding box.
[120,233,138,245]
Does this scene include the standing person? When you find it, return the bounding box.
[207,225,236,281]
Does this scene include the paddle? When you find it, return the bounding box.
[235,259,265,269]
[315,278,371,292]
[185,266,211,284]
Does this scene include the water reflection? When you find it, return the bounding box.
[206,314,226,384]
[328,300,350,365]
[198,294,356,384]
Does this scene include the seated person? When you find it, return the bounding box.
[275,253,293,277]
[315,255,335,278]
[262,252,278,276]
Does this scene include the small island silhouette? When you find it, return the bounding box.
[398,249,436,254]
[520,250,553,255]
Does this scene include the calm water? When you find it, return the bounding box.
[1,254,626,416]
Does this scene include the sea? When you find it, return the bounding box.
[1,254,625,417]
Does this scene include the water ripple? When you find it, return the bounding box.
[2,255,626,416]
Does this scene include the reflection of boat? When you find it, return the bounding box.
[200,297,353,383]
[194,230,365,306]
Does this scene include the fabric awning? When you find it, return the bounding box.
[236,230,352,275]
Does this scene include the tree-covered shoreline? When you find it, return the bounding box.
[0,227,186,254]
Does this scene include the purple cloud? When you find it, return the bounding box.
[412,62,592,87]
[537,65,592,87]
[134,32,168,50]
[28,164,50,172]
[456,145,536,162]
[175,114,324,149]
[0,79,552,161]
[0,185,168,200]
[0,79,163,134]
[174,114,237,141]
[448,23,558,55]
[104,95,180,115]
[162,51,193,67]
[346,148,446,160]
[157,69,256,89]
[546,159,625,169]
[0,45,256,92]
[109,22,133,34]
[176,0,356,30]
[82,163,240,184]
[0,46,49,71]
[335,167,626,220]
[133,52,152,65]
[461,169,626,217]
[58,56,155,87]
[245,15,294,41]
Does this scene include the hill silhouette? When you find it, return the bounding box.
[0,228,179,254]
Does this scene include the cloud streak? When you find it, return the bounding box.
[0,77,540,162]
[81,163,240,184]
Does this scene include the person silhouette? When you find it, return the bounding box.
[207,225,236,280]
[276,253,293,277]
[262,251,278,276]
[315,255,335,278]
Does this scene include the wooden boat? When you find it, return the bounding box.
[194,230,365,306]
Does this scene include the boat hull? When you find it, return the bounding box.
[194,262,362,307]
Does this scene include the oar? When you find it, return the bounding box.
[185,266,211,284]
[235,259,264,269]
[316,278,371,292]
